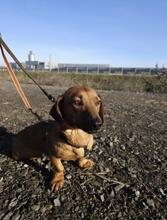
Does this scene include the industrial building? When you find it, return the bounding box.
[7,50,166,75]
[10,51,111,72]
[25,51,46,70]
[10,51,46,71]
[57,63,110,73]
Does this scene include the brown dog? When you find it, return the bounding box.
[12,86,103,191]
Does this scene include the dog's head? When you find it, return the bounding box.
[50,86,104,133]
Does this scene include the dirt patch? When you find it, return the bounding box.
[0,80,167,219]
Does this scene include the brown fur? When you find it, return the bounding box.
[12,86,103,191]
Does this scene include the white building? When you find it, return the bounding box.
[25,51,46,70]
[28,51,35,62]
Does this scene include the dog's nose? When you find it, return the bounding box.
[92,119,102,130]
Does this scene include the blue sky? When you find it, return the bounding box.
[0,0,167,67]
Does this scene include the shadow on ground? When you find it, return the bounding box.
[0,126,52,189]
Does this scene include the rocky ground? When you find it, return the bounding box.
[0,80,167,220]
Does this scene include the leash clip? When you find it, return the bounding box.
[48,95,56,103]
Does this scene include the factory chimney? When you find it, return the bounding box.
[28,51,35,62]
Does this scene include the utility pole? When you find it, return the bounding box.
[76,66,78,74]
[86,66,88,74]
[97,64,99,74]
[48,55,52,72]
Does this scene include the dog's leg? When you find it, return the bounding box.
[73,148,95,169]
[78,157,95,169]
[50,157,64,191]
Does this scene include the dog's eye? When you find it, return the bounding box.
[95,100,101,106]
[74,100,81,105]
[73,98,82,106]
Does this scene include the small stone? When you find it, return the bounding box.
[31,205,40,211]
[53,198,61,207]
[66,174,72,180]
[37,158,42,163]
[75,206,79,211]
[131,174,137,178]
[100,137,105,142]
[114,136,119,143]
[117,212,122,218]
[46,204,53,210]
[159,188,165,196]
[32,194,37,198]
[75,195,80,201]
[105,167,110,172]
[135,190,140,197]
[100,194,105,202]
[24,164,28,168]
[112,158,118,164]
[40,205,53,214]
[146,198,155,208]
[99,150,103,155]
[66,167,70,172]
[111,190,115,197]
[9,199,17,208]
[121,160,126,167]
[99,165,105,172]
[112,125,116,130]
[109,142,113,147]
[130,136,135,142]
[60,195,66,202]
[40,207,46,214]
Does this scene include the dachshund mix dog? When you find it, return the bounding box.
[12,86,103,191]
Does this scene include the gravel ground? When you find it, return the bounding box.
[0,80,167,220]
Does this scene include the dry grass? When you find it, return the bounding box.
[0,71,167,93]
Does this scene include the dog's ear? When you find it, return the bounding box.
[99,96,104,123]
[50,95,64,121]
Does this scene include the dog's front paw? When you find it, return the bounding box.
[79,158,95,169]
[87,136,94,150]
[51,172,64,191]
